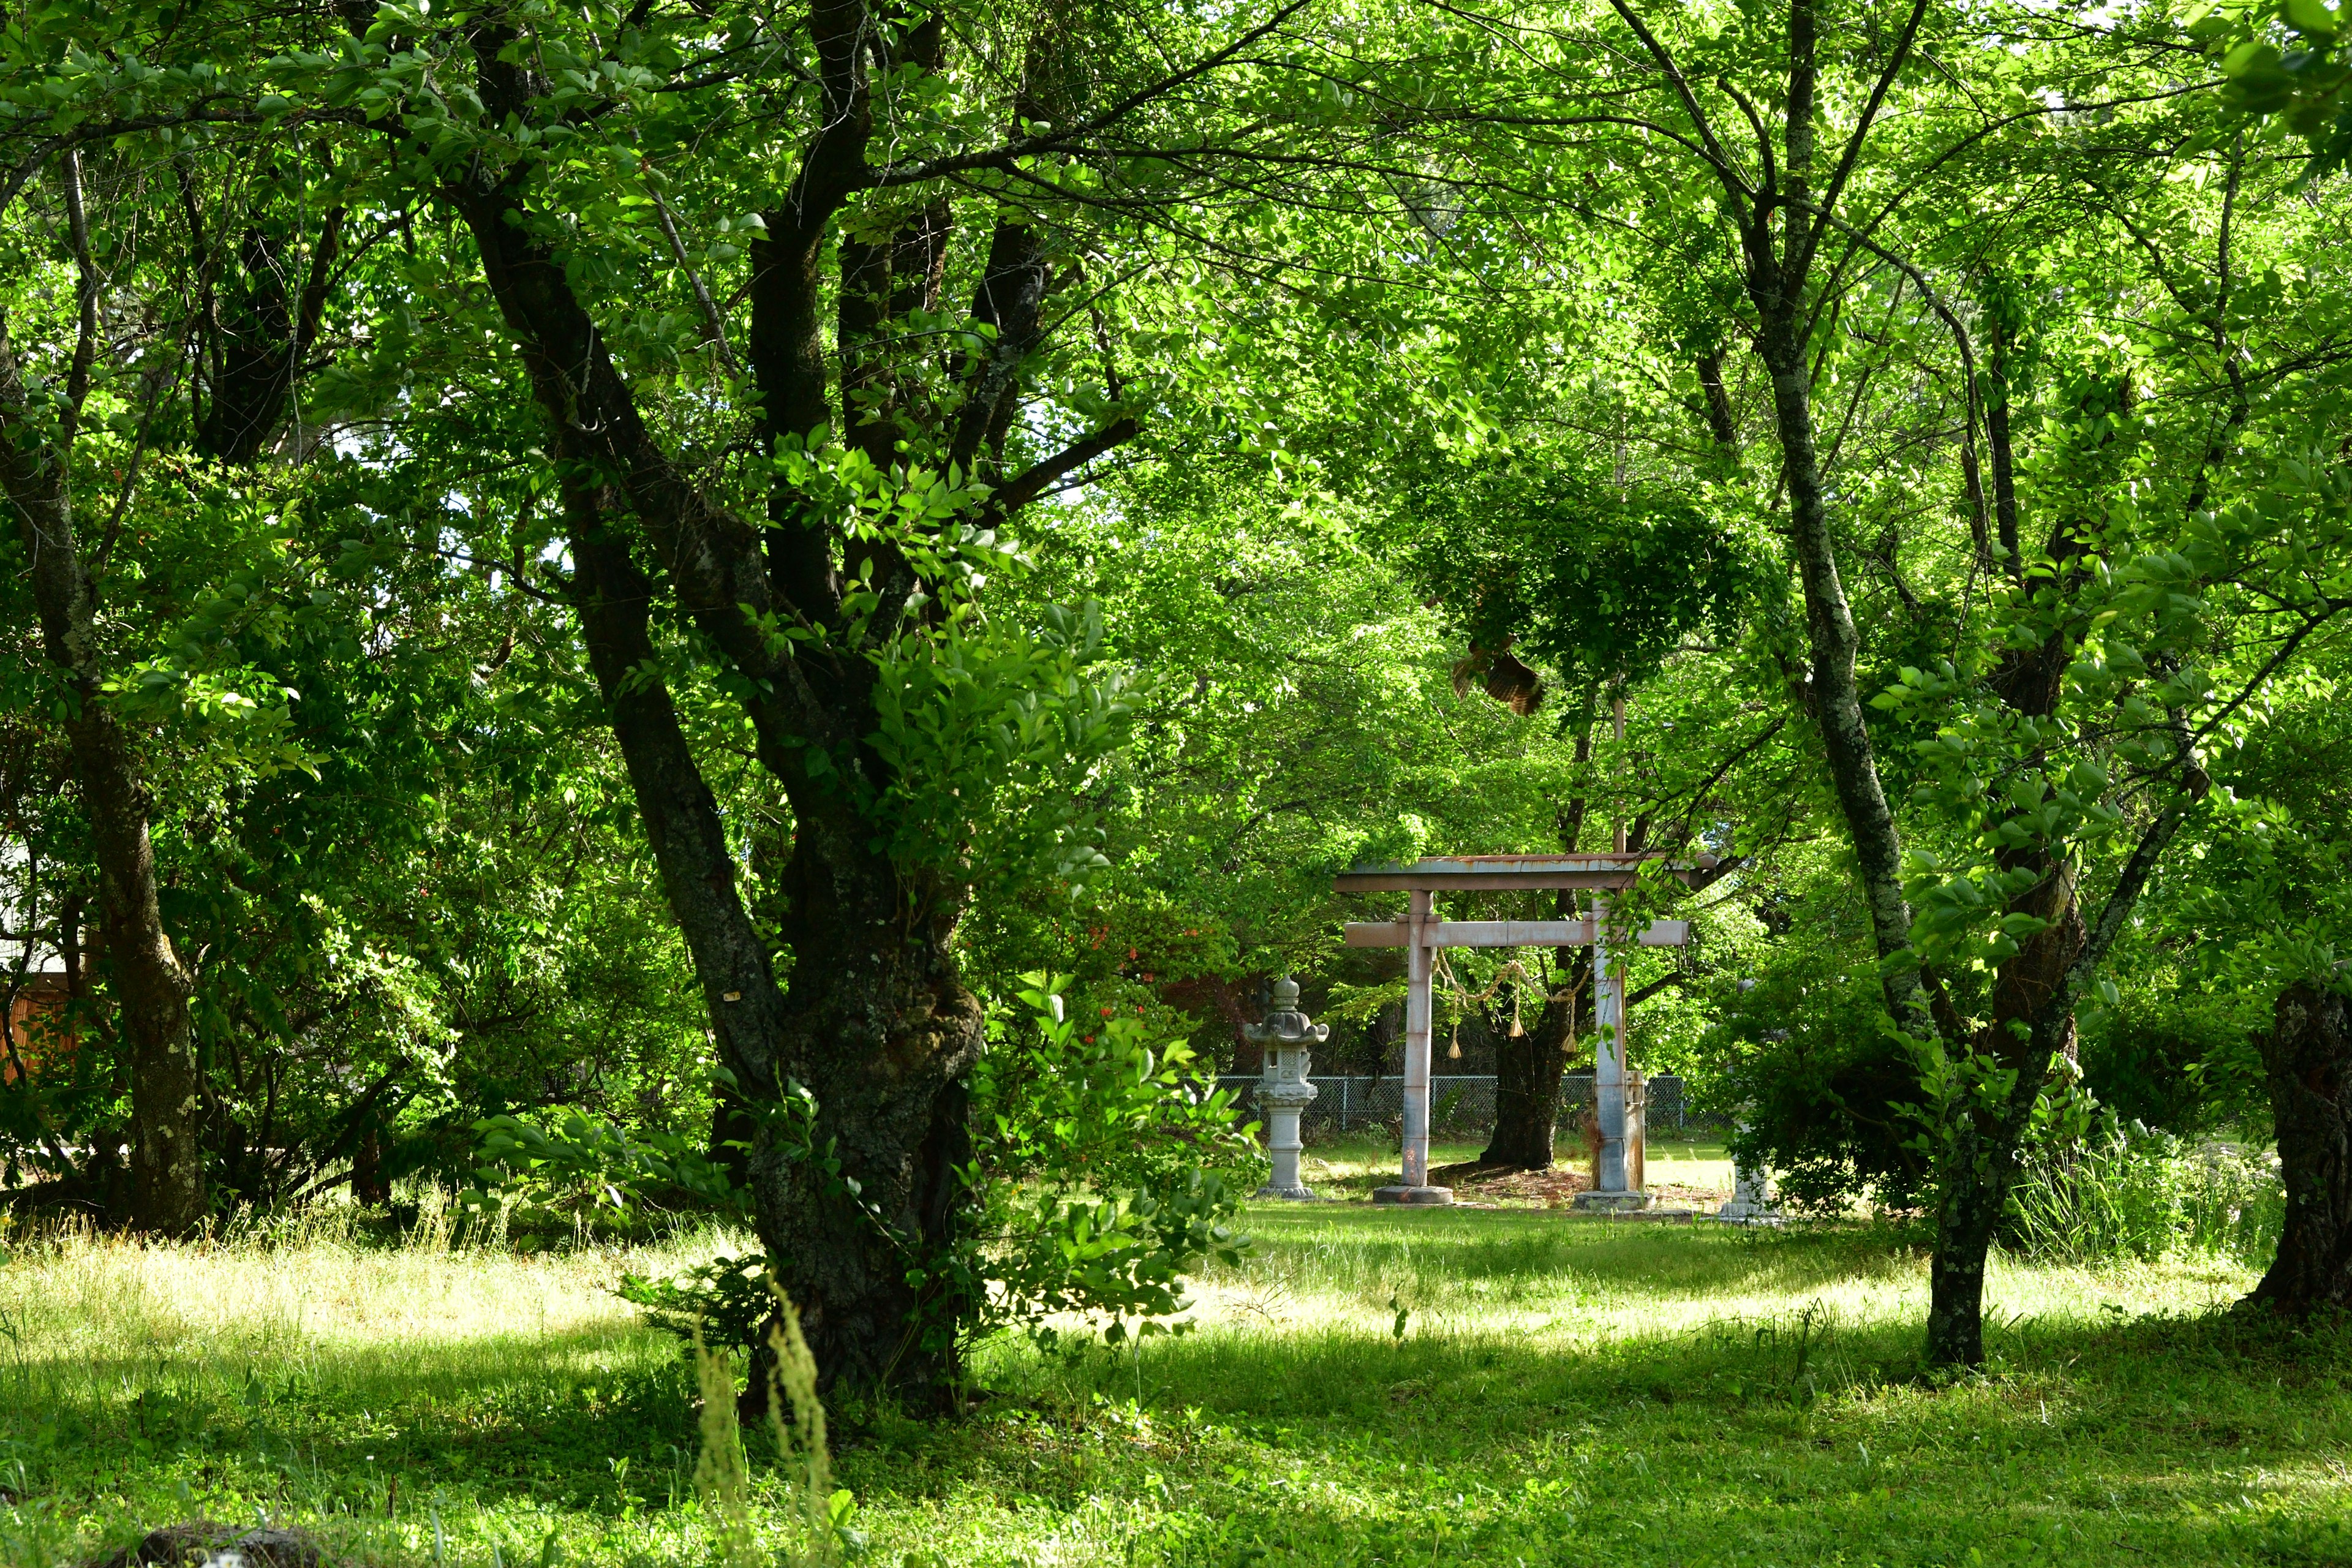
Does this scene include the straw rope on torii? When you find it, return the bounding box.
[1334,853,1709,1208]
[1427,946,1590,1061]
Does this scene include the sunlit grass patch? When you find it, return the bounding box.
[1,1200,2343,1568]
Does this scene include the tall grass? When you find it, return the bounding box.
[2004,1123,2284,1267]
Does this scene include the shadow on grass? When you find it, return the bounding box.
[947,1303,2352,1566]
[1,1322,701,1517]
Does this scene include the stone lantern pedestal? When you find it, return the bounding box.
[1246,976,1325,1200]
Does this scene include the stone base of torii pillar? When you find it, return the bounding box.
[1372,1184,1456,1205]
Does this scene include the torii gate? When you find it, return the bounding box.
[1335,854,1708,1208]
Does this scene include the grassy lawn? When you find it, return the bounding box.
[3,1188,2347,1568]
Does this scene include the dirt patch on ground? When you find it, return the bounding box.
[1428,1160,1730,1210]
[1428,1161,1592,1206]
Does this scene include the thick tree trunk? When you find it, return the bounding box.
[2245,981,2352,1315]
[559,475,976,1401]
[0,312,205,1237]
[758,860,979,1400]
[1924,1161,1999,1365]
[1482,946,1588,1169]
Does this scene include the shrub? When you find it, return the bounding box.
[492,976,1261,1358]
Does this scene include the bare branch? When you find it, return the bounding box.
[644,173,742,376]
[867,0,1314,191]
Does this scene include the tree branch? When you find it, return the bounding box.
[865,0,1316,191]
[646,173,741,377]
[1795,0,1931,281]
[60,149,100,455]
[987,417,1142,521]
[1607,1,1755,198]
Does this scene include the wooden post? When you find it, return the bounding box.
[1628,1068,1646,1193]
[1590,892,1627,1192]
[1374,889,1452,1204]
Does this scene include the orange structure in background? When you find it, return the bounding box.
[3,976,70,1082]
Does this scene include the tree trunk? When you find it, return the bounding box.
[1482,944,1588,1169]
[192,211,341,463]
[0,307,205,1237]
[559,475,977,1401]
[1924,1160,1999,1365]
[352,1120,390,1207]
[1758,314,1919,1022]
[1922,855,2084,1366]
[2245,980,2352,1315]
[758,861,980,1400]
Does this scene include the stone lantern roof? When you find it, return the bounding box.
[1242,976,1328,1050]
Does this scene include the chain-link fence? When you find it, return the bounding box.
[1214,1072,1711,1135]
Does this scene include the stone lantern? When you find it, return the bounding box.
[1245,976,1326,1200]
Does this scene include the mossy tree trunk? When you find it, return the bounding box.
[2247,981,2352,1315]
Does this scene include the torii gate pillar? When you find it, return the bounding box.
[1373,890,1451,1205]
[1574,892,1649,1212]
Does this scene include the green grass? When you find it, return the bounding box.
[2,1186,2348,1567]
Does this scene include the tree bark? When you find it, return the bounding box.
[549,445,979,1400]
[1482,942,1589,1168]
[1758,312,1919,1022]
[0,301,205,1236]
[2245,980,2352,1315]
